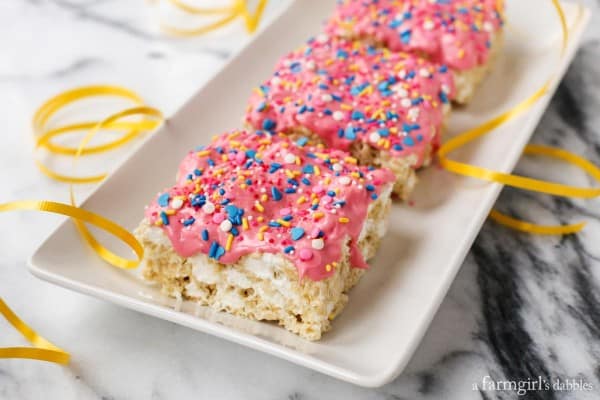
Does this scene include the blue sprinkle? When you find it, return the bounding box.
[366,184,375,192]
[403,136,415,147]
[351,110,365,120]
[214,245,225,260]
[269,220,282,227]
[371,193,378,200]
[269,163,282,173]
[201,229,209,241]
[290,226,304,240]
[296,137,308,147]
[183,217,195,227]
[191,194,206,207]
[194,169,202,176]
[262,119,276,131]
[160,211,169,226]
[302,164,315,174]
[345,126,357,140]
[284,246,295,254]
[271,186,283,201]
[301,177,311,186]
[400,30,412,44]
[157,193,170,207]
[439,91,449,104]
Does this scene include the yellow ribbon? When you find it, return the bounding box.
[161,0,268,37]
[439,0,593,235]
[1,86,164,363]
[0,298,69,364]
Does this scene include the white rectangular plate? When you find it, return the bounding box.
[29,0,590,388]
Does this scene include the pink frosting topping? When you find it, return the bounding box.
[245,35,454,169]
[326,0,504,70]
[145,130,395,281]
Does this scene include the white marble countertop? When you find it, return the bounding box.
[2,1,600,399]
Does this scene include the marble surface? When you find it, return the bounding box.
[1,1,600,399]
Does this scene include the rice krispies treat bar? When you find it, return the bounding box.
[136,130,396,340]
[326,0,504,104]
[245,36,454,198]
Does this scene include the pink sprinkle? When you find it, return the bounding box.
[235,152,246,164]
[310,228,320,238]
[313,185,324,194]
[280,207,291,216]
[321,196,332,204]
[212,213,225,224]
[298,248,313,261]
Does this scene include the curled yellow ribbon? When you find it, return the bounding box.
[161,0,268,37]
[0,298,69,364]
[439,0,593,235]
[1,86,164,363]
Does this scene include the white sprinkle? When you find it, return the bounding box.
[332,163,343,172]
[316,33,329,43]
[271,76,281,85]
[369,131,381,143]
[332,111,345,121]
[312,238,325,250]
[393,85,408,98]
[401,98,412,108]
[321,94,333,102]
[339,176,351,185]
[419,68,430,78]
[283,153,296,164]
[219,220,232,232]
[442,84,451,94]
[202,202,215,214]
[306,60,316,71]
[423,20,435,30]
[398,70,407,79]
[483,21,494,32]
[170,198,184,209]
[283,59,292,67]
[408,108,420,122]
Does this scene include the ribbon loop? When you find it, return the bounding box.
[438,0,593,235]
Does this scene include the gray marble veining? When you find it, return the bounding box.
[1,1,600,399]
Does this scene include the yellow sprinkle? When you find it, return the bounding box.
[340,104,353,111]
[325,264,332,272]
[339,217,350,223]
[344,156,358,164]
[285,170,295,179]
[276,219,291,227]
[226,234,234,251]
[261,194,268,202]
[259,226,269,232]
[221,154,228,162]
[242,217,249,230]
[257,232,264,241]
[197,150,210,157]
[257,216,264,223]
[165,210,176,216]
[154,220,163,227]
[240,184,247,190]
[324,177,331,185]
[255,202,264,212]
[313,212,324,220]
[314,165,320,176]
[297,196,307,205]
